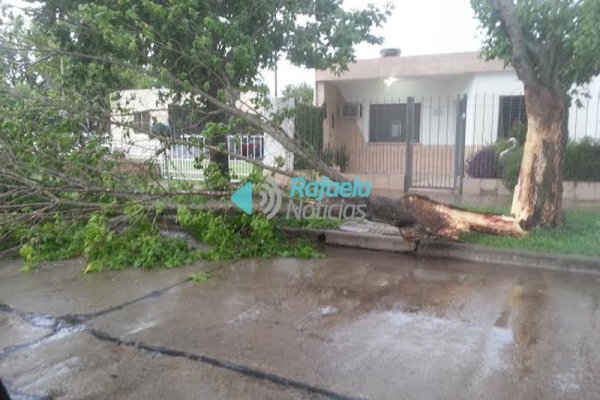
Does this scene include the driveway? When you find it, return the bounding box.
[1,247,599,399]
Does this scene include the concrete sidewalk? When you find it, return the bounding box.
[1,248,600,399]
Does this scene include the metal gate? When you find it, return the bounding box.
[404,95,467,193]
[159,134,264,181]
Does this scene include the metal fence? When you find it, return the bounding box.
[321,95,467,191]
[319,91,600,192]
[159,134,265,181]
[157,91,600,190]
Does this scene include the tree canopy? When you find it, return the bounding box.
[471,0,600,93]
[27,0,390,101]
[17,0,390,176]
[282,83,314,105]
[471,0,600,229]
[0,1,394,269]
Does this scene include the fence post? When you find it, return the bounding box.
[404,97,415,192]
[454,94,467,194]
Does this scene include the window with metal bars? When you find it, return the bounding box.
[133,111,151,133]
[369,103,421,143]
[497,95,527,140]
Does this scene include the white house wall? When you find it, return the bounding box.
[335,77,472,145]
[465,72,524,147]
[326,71,600,150]
[111,89,293,171]
[262,98,295,171]
[465,71,600,146]
[569,78,600,140]
[111,88,169,160]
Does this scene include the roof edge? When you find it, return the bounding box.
[316,51,510,82]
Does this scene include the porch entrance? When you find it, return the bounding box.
[402,95,467,193]
[325,94,467,193]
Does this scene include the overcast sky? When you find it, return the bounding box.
[264,0,483,95]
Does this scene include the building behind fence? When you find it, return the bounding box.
[316,51,600,194]
[111,89,293,181]
[314,91,600,193]
[111,60,600,198]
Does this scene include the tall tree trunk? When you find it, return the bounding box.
[209,133,230,178]
[206,99,230,179]
[511,85,569,229]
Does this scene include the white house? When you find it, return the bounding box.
[111,88,167,161]
[315,51,600,191]
[110,89,294,180]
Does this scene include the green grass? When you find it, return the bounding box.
[274,217,342,230]
[462,209,600,257]
[190,272,211,284]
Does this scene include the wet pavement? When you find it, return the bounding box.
[1,248,600,400]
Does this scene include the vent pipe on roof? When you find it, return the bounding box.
[380,48,401,58]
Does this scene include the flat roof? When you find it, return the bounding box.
[315,51,510,82]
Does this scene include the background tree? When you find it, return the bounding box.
[27,0,390,178]
[471,0,600,229]
[282,83,314,106]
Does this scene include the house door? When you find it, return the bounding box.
[404,95,467,193]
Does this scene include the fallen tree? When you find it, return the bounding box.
[0,0,539,272]
[0,55,529,255]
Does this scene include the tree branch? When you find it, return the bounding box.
[489,0,540,87]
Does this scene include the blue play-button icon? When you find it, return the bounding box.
[231,183,253,215]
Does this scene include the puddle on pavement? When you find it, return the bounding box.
[505,279,547,377]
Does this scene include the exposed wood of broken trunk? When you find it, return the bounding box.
[510,86,569,229]
[367,195,526,241]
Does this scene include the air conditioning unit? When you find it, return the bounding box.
[340,103,362,118]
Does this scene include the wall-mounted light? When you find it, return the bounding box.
[384,77,397,87]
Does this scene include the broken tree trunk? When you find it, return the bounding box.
[403,195,527,241]
[486,0,571,229]
[365,194,526,241]
[510,86,569,229]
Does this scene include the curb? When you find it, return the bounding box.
[416,240,600,275]
[281,227,600,275]
[281,227,415,253]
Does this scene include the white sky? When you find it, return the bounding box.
[264,0,483,95]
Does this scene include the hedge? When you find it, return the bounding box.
[501,137,600,191]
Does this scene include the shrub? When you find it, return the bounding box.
[321,145,349,171]
[293,105,324,170]
[466,148,501,178]
[501,146,524,191]
[490,138,512,153]
[500,137,600,192]
[509,123,528,145]
[565,137,600,182]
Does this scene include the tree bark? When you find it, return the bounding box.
[487,0,570,230]
[208,134,230,178]
[511,85,569,229]
[206,100,231,178]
